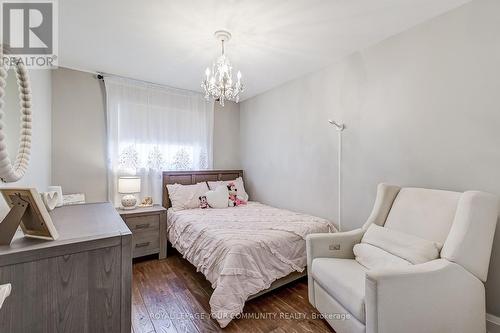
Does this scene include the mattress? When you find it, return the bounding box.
[167,202,336,327]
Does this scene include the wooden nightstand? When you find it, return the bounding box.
[118,205,167,259]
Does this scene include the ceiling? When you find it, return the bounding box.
[59,0,471,100]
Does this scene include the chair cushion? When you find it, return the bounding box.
[353,243,412,270]
[360,224,441,264]
[311,258,367,323]
[384,187,461,244]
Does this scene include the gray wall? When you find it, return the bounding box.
[51,67,241,203]
[214,102,241,170]
[240,0,500,316]
[52,68,108,202]
[0,70,52,218]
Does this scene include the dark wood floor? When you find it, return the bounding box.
[132,250,335,333]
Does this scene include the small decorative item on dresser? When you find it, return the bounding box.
[41,191,59,211]
[62,193,86,205]
[118,176,141,210]
[117,205,167,259]
[139,196,153,207]
[47,185,64,207]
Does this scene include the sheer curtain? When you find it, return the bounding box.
[105,77,214,206]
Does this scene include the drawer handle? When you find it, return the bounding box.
[135,223,150,230]
[136,242,150,248]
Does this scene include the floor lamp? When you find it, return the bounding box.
[328,119,345,231]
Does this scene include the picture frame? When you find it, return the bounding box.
[0,188,59,242]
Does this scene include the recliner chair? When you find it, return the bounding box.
[306,184,499,333]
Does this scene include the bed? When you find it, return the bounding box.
[162,170,336,328]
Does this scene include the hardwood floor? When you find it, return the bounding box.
[132,250,335,333]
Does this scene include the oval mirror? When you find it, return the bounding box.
[0,60,32,183]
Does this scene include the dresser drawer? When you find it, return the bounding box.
[132,230,159,257]
[125,214,159,232]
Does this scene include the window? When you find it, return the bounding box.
[105,77,214,206]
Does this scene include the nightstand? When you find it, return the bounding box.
[118,205,167,259]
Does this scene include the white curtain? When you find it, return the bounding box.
[105,77,214,206]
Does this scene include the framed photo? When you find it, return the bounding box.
[1,188,59,241]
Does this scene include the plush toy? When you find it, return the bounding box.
[199,195,209,209]
[227,182,247,207]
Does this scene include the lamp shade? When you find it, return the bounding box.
[118,176,141,194]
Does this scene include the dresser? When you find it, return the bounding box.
[118,205,167,259]
[0,203,132,333]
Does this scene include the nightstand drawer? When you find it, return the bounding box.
[132,230,159,257]
[125,215,159,232]
[118,205,167,259]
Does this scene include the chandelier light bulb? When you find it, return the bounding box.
[201,30,244,107]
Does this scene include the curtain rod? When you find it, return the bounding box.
[96,71,157,86]
[95,71,202,95]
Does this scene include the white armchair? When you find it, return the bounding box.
[307,184,499,333]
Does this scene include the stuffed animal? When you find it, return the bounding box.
[199,195,209,209]
[227,182,246,207]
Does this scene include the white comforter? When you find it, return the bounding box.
[167,202,336,327]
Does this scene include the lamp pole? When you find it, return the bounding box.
[328,119,345,232]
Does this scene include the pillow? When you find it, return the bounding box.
[360,224,442,264]
[207,177,249,201]
[205,185,229,209]
[166,182,209,211]
[353,243,412,270]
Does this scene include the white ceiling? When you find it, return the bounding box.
[59,0,471,100]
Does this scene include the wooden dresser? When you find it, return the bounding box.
[118,205,167,259]
[0,203,132,333]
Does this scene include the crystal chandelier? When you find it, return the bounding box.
[202,30,243,107]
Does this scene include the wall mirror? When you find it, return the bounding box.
[0,60,32,183]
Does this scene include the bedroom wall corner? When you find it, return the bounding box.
[213,101,241,170]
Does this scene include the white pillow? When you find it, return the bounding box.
[207,177,249,201]
[167,182,209,211]
[205,185,229,209]
[353,243,412,270]
[360,224,441,264]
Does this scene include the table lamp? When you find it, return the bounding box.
[118,176,141,210]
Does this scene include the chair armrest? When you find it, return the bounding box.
[306,229,364,306]
[306,228,364,265]
[365,259,485,333]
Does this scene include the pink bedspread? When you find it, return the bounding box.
[167,202,336,327]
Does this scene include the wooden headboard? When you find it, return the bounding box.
[162,170,243,209]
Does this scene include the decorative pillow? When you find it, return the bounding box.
[360,224,442,264]
[207,177,249,201]
[166,182,209,211]
[353,243,412,270]
[205,185,229,209]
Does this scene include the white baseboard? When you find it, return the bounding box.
[487,313,500,333]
